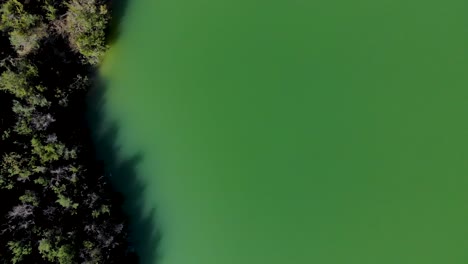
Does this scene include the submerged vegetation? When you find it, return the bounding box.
[0,0,135,262]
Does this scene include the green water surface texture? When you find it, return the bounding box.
[98,0,468,263]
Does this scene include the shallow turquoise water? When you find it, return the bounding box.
[96,0,468,263]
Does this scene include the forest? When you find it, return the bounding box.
[0,0,136,263]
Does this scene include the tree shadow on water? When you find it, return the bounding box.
[87,78,161,264]
[106,0,131,45]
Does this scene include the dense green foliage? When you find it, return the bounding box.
[0,0,135,263]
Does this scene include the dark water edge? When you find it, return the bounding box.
[88,0,161,262]
[87,77,161,264]
[107,0,131,46]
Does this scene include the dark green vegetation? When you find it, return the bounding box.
[0,0,136,262]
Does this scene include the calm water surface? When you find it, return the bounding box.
[96,0,468,263]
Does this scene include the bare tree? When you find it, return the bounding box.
[31,113,55,131]
[8,204,34,219]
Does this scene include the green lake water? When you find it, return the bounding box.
[94,0,468,263]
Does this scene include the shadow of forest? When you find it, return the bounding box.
[88,1,162,262]
[87,78,161,264]
[107,0,131,45]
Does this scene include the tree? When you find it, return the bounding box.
[0,0,47,55]
[62,0,110,64]
[0,0,134,262]
[8,204,34,220]
[7,241,32,264]
[39,239,75,264]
